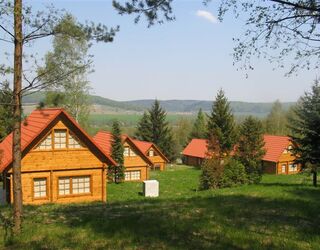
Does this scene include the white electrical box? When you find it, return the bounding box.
[143,180,159,197]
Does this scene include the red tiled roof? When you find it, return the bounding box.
[182,139,208,159]
[263,135,291,162]
[93,132,154,165]
[0,108,116,172]
[132,139,169,163]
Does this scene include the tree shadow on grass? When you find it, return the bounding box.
[13,189,320,250]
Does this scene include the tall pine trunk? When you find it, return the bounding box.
[12,0,23,234]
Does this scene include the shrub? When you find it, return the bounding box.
[221,159,248,188]
[199,158,248,190]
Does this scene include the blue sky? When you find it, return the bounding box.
[5,1,318,102]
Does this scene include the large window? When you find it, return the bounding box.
[33,178,47,199]
[58,176,91,196]
[68,132,83,149]
[289,164,298,172]
[54,129,67,149]
[125,170,141,181]
[123,147,137,157]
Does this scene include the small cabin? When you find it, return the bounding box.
[93,132,153,182]
[0,108,115,205]
[262,135,301,174]
[132,140,169,171]
[182,139,208,167]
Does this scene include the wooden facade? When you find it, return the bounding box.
[183,155,204,167]
[262,135,301,175]
[0,109,115,205]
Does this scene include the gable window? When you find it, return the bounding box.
[35,133,52,150]
[54,129,67,149]
[130,149,137,157]
[33,178,47,199]
[149,150,154,157]
[124,147,130,157]
[68,132,83,149]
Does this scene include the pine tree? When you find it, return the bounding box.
[135,100,176,161]
[111,120,125,183]
[207,89,236,156]
[0,82,14,141]
[135,111,152,141]
[189,108,207,140]
[289,80,320,187]
[236,116,265,184]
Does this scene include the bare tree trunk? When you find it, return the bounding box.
[12,0,23,234]
[312,167,317,187]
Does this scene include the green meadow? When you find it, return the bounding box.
[0,165,319,249]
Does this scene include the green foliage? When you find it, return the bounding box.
[199,157,225,190]
[289,80,320,185]
[189,108,207,140]
[38,14,94,128]
[264,100,289,136]
[221,159,247,188]
[207,89,237,155]
[135,100,177,161]
[236,116,265,184]
[0,82,13,141]
[173,118,192,155]
[111,120,125,183]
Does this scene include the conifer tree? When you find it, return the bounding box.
[236,116,265,184]
[289,80,320,187]
[189,108,207,140]
[135,111,152,141]
[207,89,236,156]
[111,120,125,183]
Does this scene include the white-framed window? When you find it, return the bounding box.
[58,177,70,195]
[72,176,90,194]
[35,133,52,150]
[124,170,141,181]
[54,129,67,149]
[33,178,47,198]
[281,164,287,173]
[289,164,297,172]
[124,147,129,157]
[149,150,154,157]
[68,132,83,149]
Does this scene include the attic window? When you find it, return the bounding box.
[35,133,52,150]
[54,129,67,149]
[124,147,129,157]
[149,150,154,157]
[130,149,137,157]
[68,132,83,149]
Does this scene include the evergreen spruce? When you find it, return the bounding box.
[236,116,265,184]
[189,108,207,140]
[135,100,176,161]
[207,89,236,155]
[0,82,14,141]
[111,120,125,183]
[289,80,320,187]
[135,111,152,141]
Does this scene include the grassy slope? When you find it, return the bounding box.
[0,166,319,249]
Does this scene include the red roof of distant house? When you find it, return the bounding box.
[132,139,169,163]
[263,135,291,162]
[0,108,116,172]
[93,132,154,165]
[182,139,208,159]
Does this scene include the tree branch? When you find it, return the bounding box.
[270,0,320,13]
[0,24,14,38]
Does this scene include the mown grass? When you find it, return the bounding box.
[0,165,319,249]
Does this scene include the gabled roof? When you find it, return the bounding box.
[0,108,116,173]
[263,135,291,163]
[132,139,169,163]
[93,131,153,166]
[182,139,208,159]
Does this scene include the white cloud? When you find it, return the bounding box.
[196,10,218,24]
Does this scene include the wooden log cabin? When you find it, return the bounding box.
[132,140,169,171]
[0,108,116,205]
[93,132,153,182]
[262,135,301,175]
[182,139,208,167]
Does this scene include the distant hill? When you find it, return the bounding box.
[22,92,295,117]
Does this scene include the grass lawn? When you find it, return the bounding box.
[0,165,319,249]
